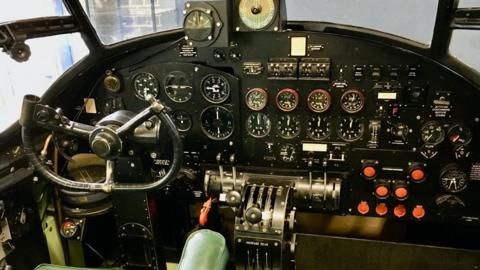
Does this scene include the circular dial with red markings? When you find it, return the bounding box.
[340,89,365,113]
[276,88,299,112]
[307,89,331,113]
[245,88,268,111]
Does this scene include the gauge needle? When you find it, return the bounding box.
[216,110,220,120]
[287,115,291,126]
[317,117,321,127]
[257,115,261,125]
[349,118,353,128]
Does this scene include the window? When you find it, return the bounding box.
[286,0,439,45]
[450,30,480,72]
[81,0,186,44]
[0,1,89,132]
[459,0,480,8]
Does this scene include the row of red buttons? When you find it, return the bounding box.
[362,165,426,182]
[357,201,426,219]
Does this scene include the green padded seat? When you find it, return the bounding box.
[177,229,229,270]
[35,230,228,270]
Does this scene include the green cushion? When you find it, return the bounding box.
[35,264,120,270]
[177,230,229,270]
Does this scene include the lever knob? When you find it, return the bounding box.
[245,205,262,224]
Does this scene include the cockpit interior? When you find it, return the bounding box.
[1,0,480,269]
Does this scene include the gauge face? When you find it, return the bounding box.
[338,117,364,142]
[279,143,297,163]
[201,74,230,103]
[277,114,301,139]
[306,115,331,140]
[184,10,214,41]
[340,89,364,113]
[164,71,193,103]
[246,113,271,138]
[421,121,445,145]
[440,164,469,193]
[447,124,472,146]
[133,73,159,100]
[245,88,268,111]
[239,0,276,30]
[307,89,331,113]
[200,106,234,140]
[276,88,299,112]
[172,111,193,132]
[453,144,471,160]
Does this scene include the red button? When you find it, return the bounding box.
[357,201,370,215]
[411,169,425,182]
[412,205,426,219]
[375,203,388,216]
[394,205,407,218]
[394,187,408,199]
[362,166,376,178]
[375,185,389,198]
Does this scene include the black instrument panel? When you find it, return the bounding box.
[92,30,480,223]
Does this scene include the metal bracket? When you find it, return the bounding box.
[451,8,480,30]
[0,16,79,62]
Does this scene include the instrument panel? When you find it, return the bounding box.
[89,29,480,224]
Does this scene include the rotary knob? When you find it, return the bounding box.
[245,205,262,224]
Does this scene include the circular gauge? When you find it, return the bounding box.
[164,71,193,103]
[276,88,299,112]
[338,117,365,142]
[340,89,364,114]
[238,0,276,31]
[279,143,297,163]
[307,89,331,113]
[440,164,469,193]
[421,121,445,145]
[447,124,472,146]
[306,115,331,140]
[201,74,230,103]
[133,72,159,100]
[246,112,271,138]
[245,88,268,111]
[172,111,193,132]
[453,144,472,160]
[184,10,214,41]
[277,114,301,139]
[200,106,234,140]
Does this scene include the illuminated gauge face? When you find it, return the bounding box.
[307,89,331,113]
[239,0,276,30]
[246,112,271,138]
[133,72,159,100]
[440,164,469,193]
[200,106,234,140]
[447,124,472,146]
[172,111,193,132]
[421,121,445,145]
[279,143,297,163]
[245,88,268,111]
[164,71,193,103]
[338,117,364,142]
[184,10,214,41]
[277,114,301,139]
[306,115,331,140]
[340,89,364,113]
[201,74,230,103]
[60,220,78,239]
[276,88,299,112]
